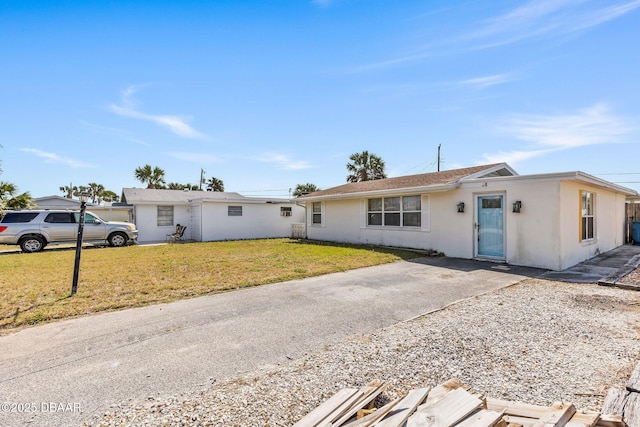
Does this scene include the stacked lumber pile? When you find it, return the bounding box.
[294,379,626,427]
[603,363,640,427]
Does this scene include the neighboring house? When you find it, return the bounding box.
[34,196,133,222]
[298,163,640,271]
[120,188,305,243]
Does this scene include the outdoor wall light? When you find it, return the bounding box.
[512,200,522,213]
[457,202,465,213]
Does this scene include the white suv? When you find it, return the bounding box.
[0,210,138,253]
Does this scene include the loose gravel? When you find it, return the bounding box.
[88,279,640,427]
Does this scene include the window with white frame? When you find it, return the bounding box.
[228,206,243,216]
[367,195,421,227]
[157,206,174,226]
[580,191,595,241]
[312,202,322,225]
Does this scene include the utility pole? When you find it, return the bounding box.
[437,144,441,172]
[199,168,205,190]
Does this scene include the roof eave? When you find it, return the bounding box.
[299,182,460,201]
[463,171,639,196]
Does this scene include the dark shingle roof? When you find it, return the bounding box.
[300,163,510,199]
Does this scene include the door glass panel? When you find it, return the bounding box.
[477,195,504,258]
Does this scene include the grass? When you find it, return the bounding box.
[0,238,420,334]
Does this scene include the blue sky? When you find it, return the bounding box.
[1,0,639,199]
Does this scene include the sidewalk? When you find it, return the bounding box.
[540,244,640,284]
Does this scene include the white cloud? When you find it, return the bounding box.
[257,153,312,170]
[459,74,515,89]
[481,148,555,164]
[467,0,640,49]
[21,148,94,168]
[350,0,640,72]
[481,103,633,165]
[80,120,151,146]
[109,85,207,140]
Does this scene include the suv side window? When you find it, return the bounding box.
[73,213,100,224]
[0,212,40,223]
[44,213,75,223]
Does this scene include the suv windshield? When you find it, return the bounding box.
[0,212,40,223]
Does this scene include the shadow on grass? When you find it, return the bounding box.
[1,294,74,329]
[287,238,433,261]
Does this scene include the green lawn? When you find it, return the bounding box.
[0,239,419,334]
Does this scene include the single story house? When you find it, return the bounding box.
[298,163,639,271]
[121,188,305,243]
[34,196,133,222]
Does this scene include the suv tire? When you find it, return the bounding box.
[19,236,46,253]
[108,232,128,247]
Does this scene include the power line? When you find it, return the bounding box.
[594,172,640,176]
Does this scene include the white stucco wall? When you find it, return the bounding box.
[305,178,629,271]
[557,181,626,270]
[133,204,193,242]
[200,202,305,241]
[133,202,304,243]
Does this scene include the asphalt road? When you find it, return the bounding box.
[0,257,543,426]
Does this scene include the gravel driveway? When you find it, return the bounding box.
[88,278,640,427]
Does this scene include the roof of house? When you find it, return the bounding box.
[121,188,295,204]
[299,163,515,199]
[35,195,86,207]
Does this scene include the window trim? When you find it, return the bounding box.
[367,195,422,228]
[311,201,323,226]
[579,190,596,242]
[157,205,174,227]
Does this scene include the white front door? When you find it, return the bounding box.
[475,194,505,259]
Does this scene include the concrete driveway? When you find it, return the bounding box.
[0,257,543,426]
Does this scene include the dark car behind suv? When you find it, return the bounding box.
[0,210,138,253]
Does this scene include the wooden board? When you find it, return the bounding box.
[564,411,600,427]
[375,388,430,427]
[422,379,468,407]
[455,409,506,427]
[626,362,640,393]
[595,413,625,427]
[340,398,401,427]
[502,415,539,427]
[406,387,483,427]
[292,388,359,427]
[487,398,576,422]
[601,388,628,416]
[533,402,576,427]
[621,392,640,427]
[329,382,387,427]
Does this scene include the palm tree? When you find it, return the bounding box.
[293,183,319,197]
[74,185,89,199]
[101,190,120,203]
[59,183,77,199]
[346,151,387,183]
[206,177,224,192]
[0,181,35,211]
[134,164,166,189]
[87,182,105,204]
